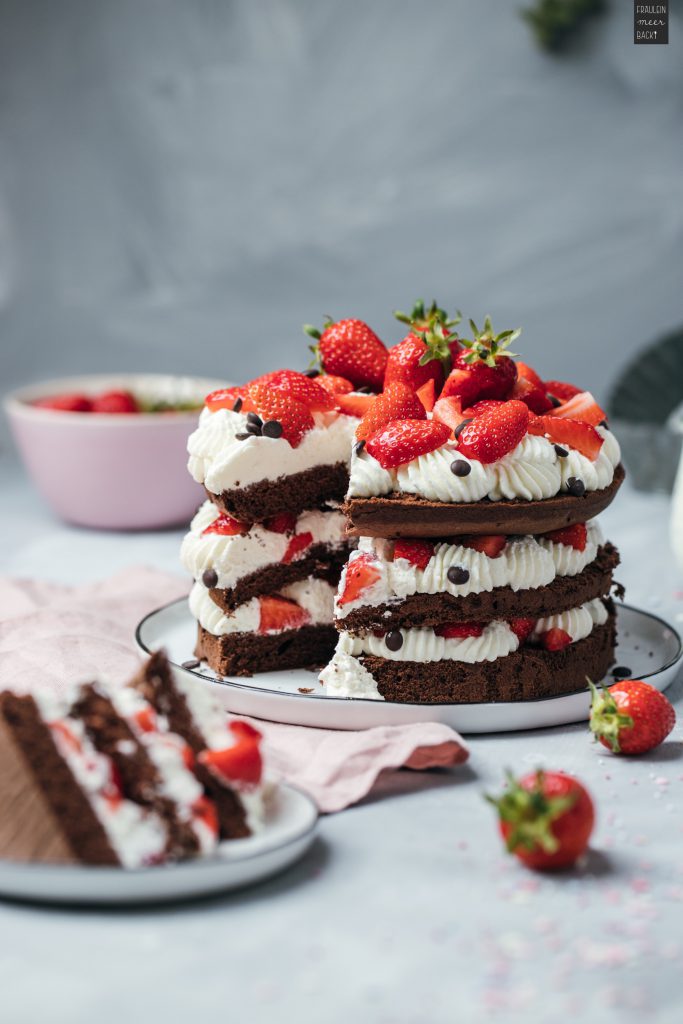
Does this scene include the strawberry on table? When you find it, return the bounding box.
[528,415,603,461]
[245,385,315,447]
[549,390,606,427]
[487,769,595,871]
[337,553,382,606]
[34,393,93,412]
[365,418,451,470]
[441,316,520,405]
[589,679,676,755]
[92,390,140,414]
[356,382,426,441]
[258,595,310,634]
[393,540,435,570]
[542,523,588,550]
[456,400,529,464]
[304,318,388,391]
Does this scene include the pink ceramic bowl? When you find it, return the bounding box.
[4,373,229,530]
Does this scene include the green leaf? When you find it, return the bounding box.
[303,324,321,340]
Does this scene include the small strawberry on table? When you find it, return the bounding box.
[588,679,676,755]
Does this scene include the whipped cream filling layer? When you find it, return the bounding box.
[335,521,604,615]
[38,700,169,868]
[188,407,357,494]
[181,501,347,590]
[347,427,620,503]
[321,598,609,698]
[190,577,336,636]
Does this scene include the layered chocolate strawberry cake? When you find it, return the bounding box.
[184,363,387,677]
[0,652,267,866]
[317,305,625,705]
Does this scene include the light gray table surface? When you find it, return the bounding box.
[1,456,682,1024]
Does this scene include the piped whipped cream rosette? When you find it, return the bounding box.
[333,520,620,632]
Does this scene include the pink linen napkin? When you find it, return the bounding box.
[0,568,469,812]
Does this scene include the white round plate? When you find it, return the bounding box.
[0,785,317,906]
[136,601,682,735]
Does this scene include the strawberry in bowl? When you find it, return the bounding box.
[5,374,228,529]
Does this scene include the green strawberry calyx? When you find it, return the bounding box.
[587,678,634,754]
[460,315,521,368]
[394,299,462,376]
[485,769,576,855]
[303,316,336,369]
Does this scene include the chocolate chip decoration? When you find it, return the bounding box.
[554,445,568,458]
[353,439,366,456]
[611,665,631,679]
[453,418,472,440]
[262,419,283,439]
[245,421,261,435]
[235,433,251,441]
[567,476,585,496]
[450,459,472,477]
[246,412,262,427]
[548,394,562,408]
[385,630,404,652]
[232,397,243,412]
[182,658,200,670]
[202,568,218,589]
[447,566,470,585]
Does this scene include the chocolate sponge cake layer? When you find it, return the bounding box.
[360,608,616,705]
[0,693,119,865]
[208,543,350,613]
[344,463,625,539]
[206,462,349,522]
[338,544,620,633]
[195,623,337,677]
[131,652,250,840]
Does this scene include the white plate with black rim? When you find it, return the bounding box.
[0,785,317,906]
[136,600,682,734]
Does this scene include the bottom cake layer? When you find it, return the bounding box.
[195,623,338,677]
[321,610,616,704]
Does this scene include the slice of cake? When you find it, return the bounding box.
[0,653,266,866]
[321,521,620,703]
[187,371,361,521]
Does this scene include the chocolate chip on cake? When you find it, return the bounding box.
[611,665,631,679]
[353,439,366,457]
[450,459,472,477]
[554,445,569,458]
[245,421,262,435]
[453,418,472,440]
[246,412,263,427]
[232,397,243,413]
[202,568,218,589]
[447,566,470,585]
[235,433,251,441]
[567,476,586,497]
[181,658,200,670]
[385,630,404,652]
[599,420,609,430]
[548,394,562,408]
[262,420,283,439]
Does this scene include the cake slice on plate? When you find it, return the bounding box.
[0,653,266,866]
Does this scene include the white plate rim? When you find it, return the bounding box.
[136,599,683,710]
[0,784,318,903]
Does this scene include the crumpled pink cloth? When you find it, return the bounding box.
[0,568,469,812]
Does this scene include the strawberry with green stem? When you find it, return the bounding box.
[304,318,388,391]
[588,678,676,755]
[486,769,595,871]
[442,316,521,405]
[387,299,462,391]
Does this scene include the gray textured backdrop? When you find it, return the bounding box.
[1,0,682,423]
